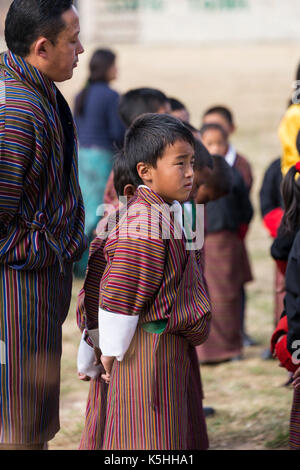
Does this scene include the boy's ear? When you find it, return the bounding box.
[123,184,136,198]
[136,162,152,183]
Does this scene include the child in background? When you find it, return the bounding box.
[259,158,284,359]
[76,151,137,449]
[202,106,255,347]
[103,87,171,210]
[169,97,190,123]
[197,124,253,363]
[271,163,300,449]
[202,105,253,192]
[78,114,211,450]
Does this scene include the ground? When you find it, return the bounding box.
[48,41,300,450]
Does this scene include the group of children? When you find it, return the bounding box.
[74,83,300,450]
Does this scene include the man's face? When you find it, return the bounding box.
[44,6,84,82]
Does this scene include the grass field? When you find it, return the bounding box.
[48,41,300,450]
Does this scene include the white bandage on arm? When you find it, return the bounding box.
[98,307,139,361]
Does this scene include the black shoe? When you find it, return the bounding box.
[203,407,215,417]
[243,333,258,347]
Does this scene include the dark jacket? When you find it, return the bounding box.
[75,82,125,152]
[206,167,253,234]
[259,158,283,218]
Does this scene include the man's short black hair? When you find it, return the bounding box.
[124,113,195,186]
[202,105,234,127]
[199,122,228,140]
[113,151,136,197]
[119,87,169,128]
[5,0,73,57]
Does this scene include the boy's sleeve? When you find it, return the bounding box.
[75,236,109,348]
[99,233,166,360]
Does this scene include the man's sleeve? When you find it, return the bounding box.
[0,103,39,218]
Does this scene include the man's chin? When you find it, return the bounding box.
[54,71,74,83]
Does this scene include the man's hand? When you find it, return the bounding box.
[101,355,115,384]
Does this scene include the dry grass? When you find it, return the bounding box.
[48,42,299,450]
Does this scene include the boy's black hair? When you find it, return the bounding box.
[5,0,73,57]
[113,151,136,197]
[194,138,213,171]
[124,113,195,186]
[119,88,169,128]
[169,97,186,111]
[202,105,234,127]
[199,122,228,140]
[207,154,233,196]
[280,165,300,235]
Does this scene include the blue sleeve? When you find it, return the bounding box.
[106,91,126,149]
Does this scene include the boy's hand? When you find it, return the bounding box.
[78,372,91,382]
[101,355,115,384]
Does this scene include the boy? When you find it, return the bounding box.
[197,124,253,363]
[200,117,255,346]
[103,87,171,209]
[202,105,253,193]
[80,114,211,450]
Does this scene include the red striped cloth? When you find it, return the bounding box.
[0,51,86,444]
[78,186,211,449]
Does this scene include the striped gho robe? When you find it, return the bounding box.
[78,186,211,450]
[0,51,87,444]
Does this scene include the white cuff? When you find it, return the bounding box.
[77,330,102,379]
[99,307,139,361]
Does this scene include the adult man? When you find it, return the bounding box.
[0,0,87,449]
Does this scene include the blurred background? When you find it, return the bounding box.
[1,0,300,450]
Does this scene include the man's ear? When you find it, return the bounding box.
[32,37,51,60]
[136,162,152,183]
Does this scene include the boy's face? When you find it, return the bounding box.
[190,166,212,199]
[195,181,225,204]
[202,112,234,136]
[171,108,190,123]
[201,129,228,157]
[141,139,194,204]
